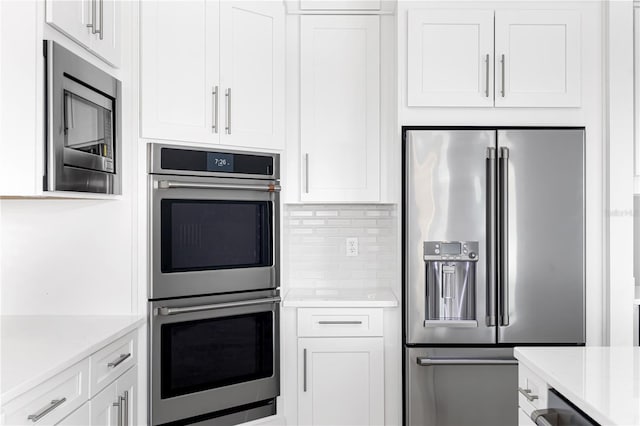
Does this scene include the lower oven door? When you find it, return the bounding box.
[405,347,518,426]
[150,291,280,425]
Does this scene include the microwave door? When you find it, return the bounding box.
[62,80,115,174]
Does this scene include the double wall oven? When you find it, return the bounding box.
[148,144,280,426]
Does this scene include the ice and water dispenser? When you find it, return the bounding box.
[423,241,478,327]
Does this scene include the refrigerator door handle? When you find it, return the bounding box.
[486,147,497,327]
[499,147,510,326]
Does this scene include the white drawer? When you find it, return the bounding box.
[297,308,383,337]
[2,358,89,426]
[89,331,137,398]
[518,364,548,416]
[55,402,90,425]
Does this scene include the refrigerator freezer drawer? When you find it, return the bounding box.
[405,347,518,426]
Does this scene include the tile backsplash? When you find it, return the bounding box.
[283,204,398,288]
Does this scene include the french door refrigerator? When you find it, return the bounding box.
[403,128,585,426]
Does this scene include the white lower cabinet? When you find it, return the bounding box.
[297,338,384,426]
[90,366,137,426]
[295,307,385,426]
[518,407,536,426]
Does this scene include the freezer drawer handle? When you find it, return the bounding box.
[157,296,281,316]
[518,387,540,402]
[317,320,363,325]
[416,357,518,366]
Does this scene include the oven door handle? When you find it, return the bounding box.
[156,296,281,316]
[158,180,281,192]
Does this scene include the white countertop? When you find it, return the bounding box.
[1,315,145,402]
[283,287,398,307]
[515,346,640,426]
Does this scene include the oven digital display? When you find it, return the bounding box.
[440,243,461,255]
[206,152,234,172]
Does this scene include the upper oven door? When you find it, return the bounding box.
[150,174,280,299]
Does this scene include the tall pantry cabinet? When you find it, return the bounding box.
[140,1,284,150]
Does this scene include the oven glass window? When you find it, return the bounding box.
[160,311,274,398]
[161,200,272,272]
[63,90,114,161]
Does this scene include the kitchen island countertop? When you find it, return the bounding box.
[515,346,640,426]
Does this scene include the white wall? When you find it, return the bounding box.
[0,1,140,316]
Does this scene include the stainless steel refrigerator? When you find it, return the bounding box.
[403,128,585,426]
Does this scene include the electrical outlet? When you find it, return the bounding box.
[346,237,359,257]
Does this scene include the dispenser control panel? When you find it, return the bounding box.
[423,241,479,261]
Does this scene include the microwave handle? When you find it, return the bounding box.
[158,180,281,192]
[156,296,281,316]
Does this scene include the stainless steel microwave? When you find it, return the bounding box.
[45,41,122,194]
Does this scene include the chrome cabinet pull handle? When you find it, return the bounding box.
[113,398,122,426]
[485,54,490,97]
[486,147,497,326]
[225,88,231,134]
[317,320,363,325]
[417,357,517,366]
[122,391,129,426]
[27,398,67,422]
[99,0,104,40]
[157,296,281,316]
[519,387,540,402]
[499,147,510,326]
[303,348,308,392]
[88,0,97,34]
[500,54,506,97]
[108,352,131,368]
[305,153,310,193]
[212,86,219,133]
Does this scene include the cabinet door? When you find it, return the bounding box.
[298,338,384,426]
[219,1,284,150]
[140,0,219,143]
[407,9,494,107]
[46,0,93,49]
[89,380,118,426]
[494,10,581,107]
[300,15,380,202]
[90,0,121,67]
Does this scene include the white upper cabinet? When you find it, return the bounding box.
[140,0,219,144]
[300,15,380,202]
[46,0,121,67]
[407,10,494,107]
[407,8,581,108]
[494,10,581,107]
[219,2,284,150]
[140,0,284,151]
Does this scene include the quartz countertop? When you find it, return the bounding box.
[1,315,145,402]
[283,287,398,307]
[515,346,640,425]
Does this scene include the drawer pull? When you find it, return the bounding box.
[518,387,539,402]
[317,321,363,325]
[27,397,67,422]
[108,353,131,368]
